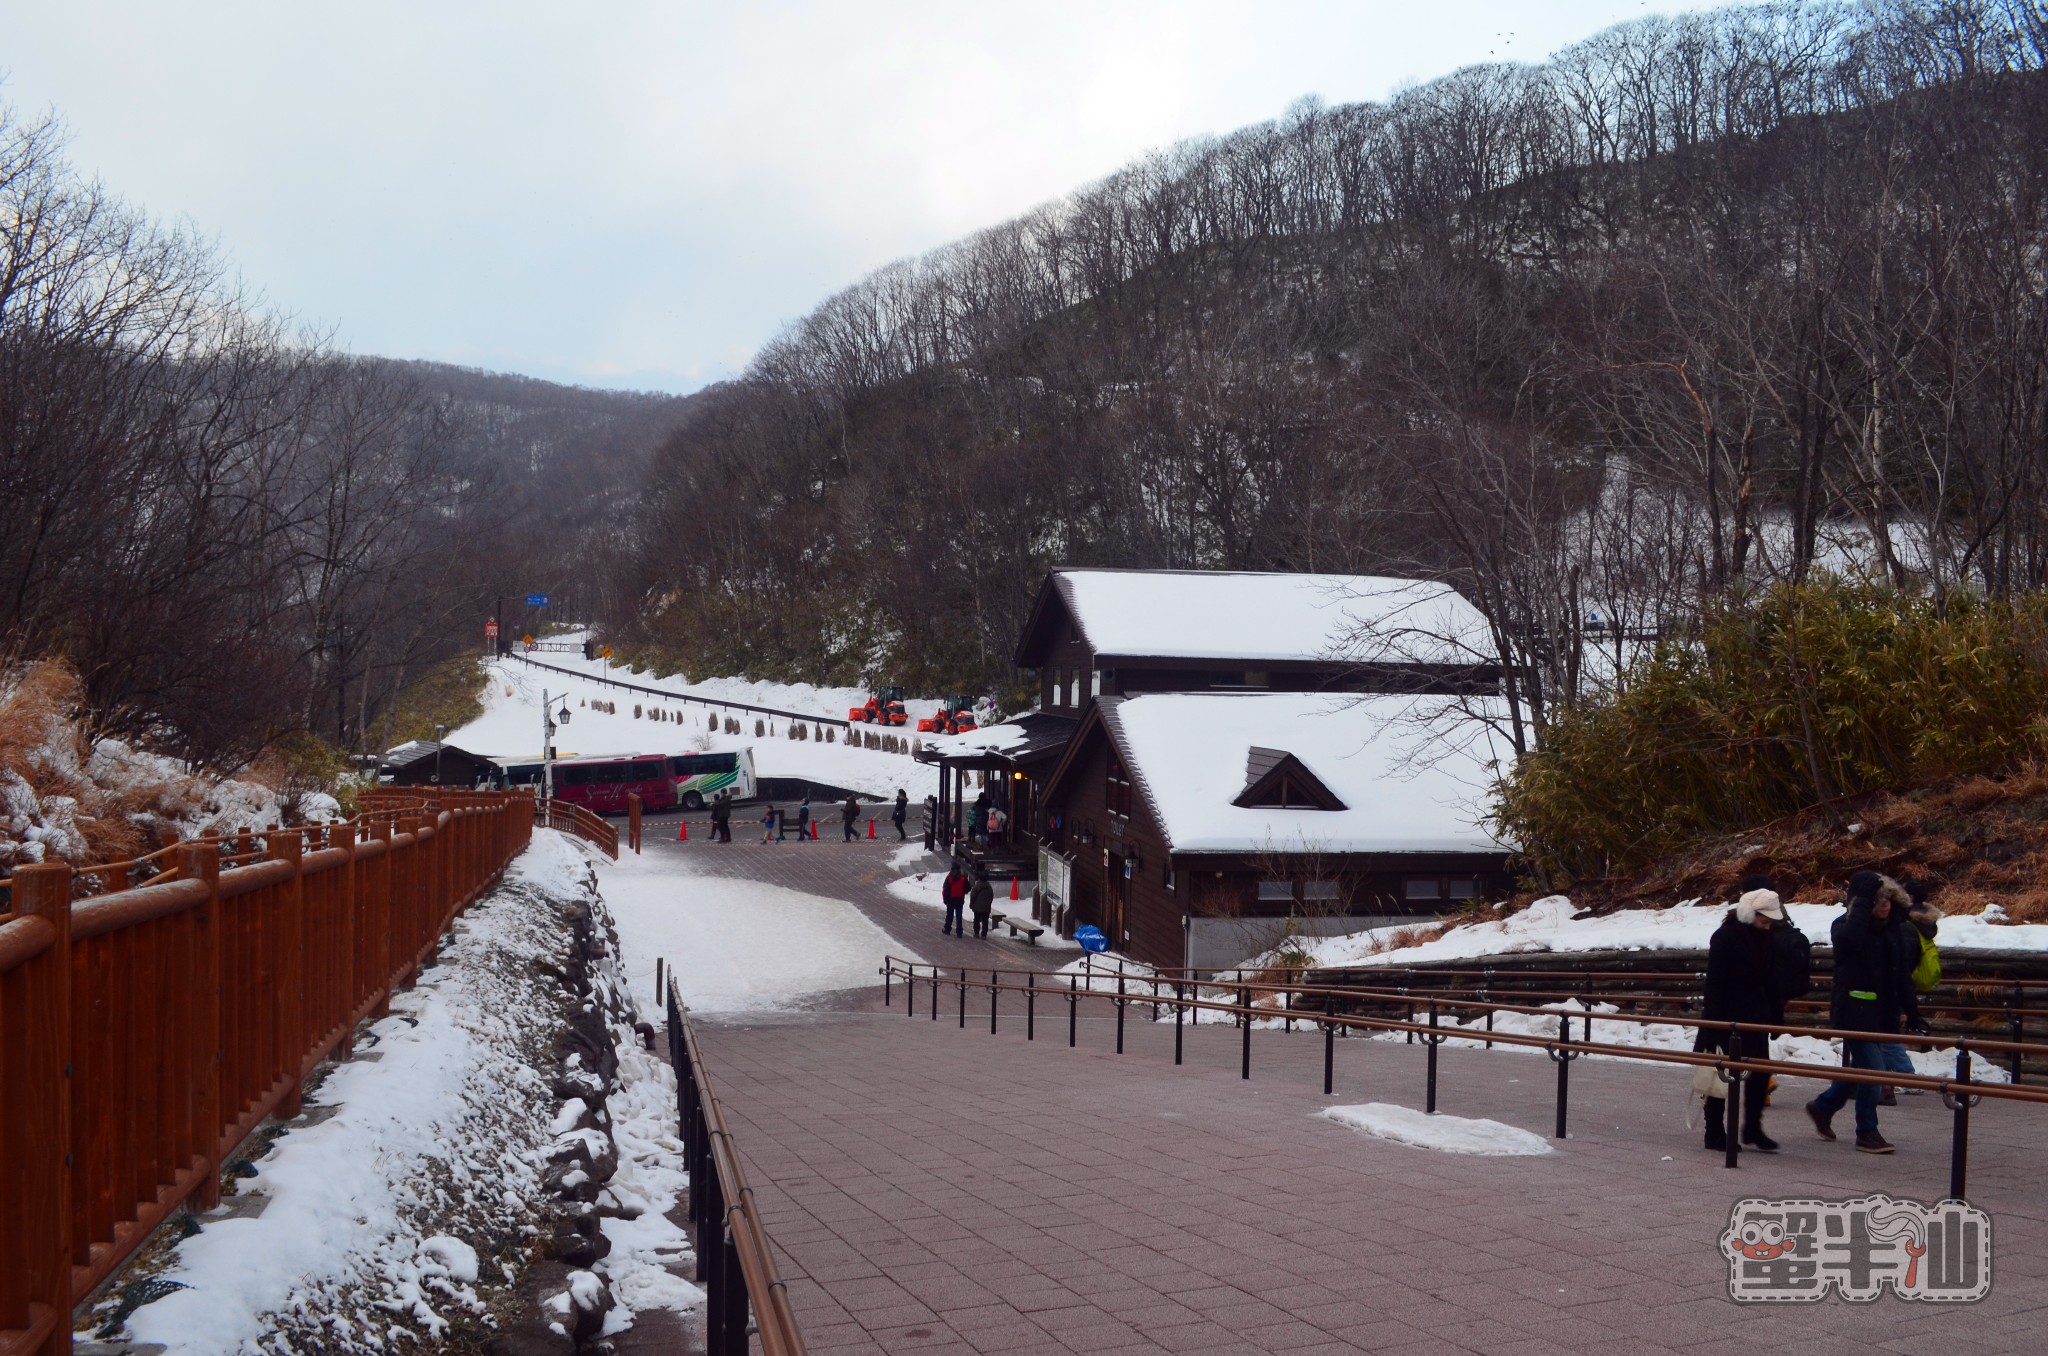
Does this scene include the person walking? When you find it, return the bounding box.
[892,789,908,841]
[986,802,1007,847]
[794,795,812,843]
[940,861,970,937]
[1806,871,1931,1154]
[968,790,991,848]
[1696,888,1791,1153]
[842,793,862,842]
[969,868,996,939]
[712,791,732,843]
[1877,876,1942,1102]
[759,803,779,844]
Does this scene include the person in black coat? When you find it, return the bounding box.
[1806,870,1930,1154]
[892,789,909,841]
[842,794,862,842]
[969,869,996,939]
[1696,888,1791,1152]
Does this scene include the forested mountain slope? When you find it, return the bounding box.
[608,0,2048,725]
[0,105,684,766]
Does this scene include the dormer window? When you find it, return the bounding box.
[1232,746,1346,811]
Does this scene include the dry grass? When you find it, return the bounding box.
[1561,762,2048,923]
[0,659,275,871]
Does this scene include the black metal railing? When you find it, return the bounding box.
[664,974,807,1356]
[879,956,2048,1203]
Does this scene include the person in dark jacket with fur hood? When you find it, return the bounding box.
[1696,887,1800,1152]
[1806,870,1930,1154]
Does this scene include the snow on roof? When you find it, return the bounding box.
[1100,692,1511,855]
[1055,569,1492,665]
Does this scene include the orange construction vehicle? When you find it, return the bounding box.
[848,683,909,726]
[916,695,980,735]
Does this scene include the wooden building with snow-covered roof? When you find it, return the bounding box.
[1035,691,1515,971]
[1014,568,1500,717]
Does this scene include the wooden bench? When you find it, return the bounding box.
[988,912,1045,945]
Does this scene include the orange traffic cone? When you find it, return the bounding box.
[867,817,876,839]
[1009,876,1019,901]
[678,819,688,841]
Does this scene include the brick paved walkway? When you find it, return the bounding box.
[701,1000,2048,1355]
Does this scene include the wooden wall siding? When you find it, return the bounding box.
[1037,613,1097,714]
[0,790,535,1356]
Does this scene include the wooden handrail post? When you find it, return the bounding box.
[271,832,306,1118]
[12,863,74,1356]
[335,822,358,1057]
[180,840,224,1211]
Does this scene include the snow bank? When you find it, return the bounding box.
[451,657,939,802]
[1289,893,2048,970]
[1320,1103,1552,1156]
[123,836,578,1353]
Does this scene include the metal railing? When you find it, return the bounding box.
[0,790,533,1356]
[663,975,806,1356]
[879,956,2048,1204]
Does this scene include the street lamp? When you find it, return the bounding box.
[433,723,447,786]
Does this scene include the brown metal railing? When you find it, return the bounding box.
[664,975,805,1356]
[0,790,533,1356]
[880,956,2048,1205]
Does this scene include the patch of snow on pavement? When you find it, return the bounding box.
[1321,1103,1553,1156]
[592,840,921,1013]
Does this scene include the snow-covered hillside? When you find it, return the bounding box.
[449,656,940,802]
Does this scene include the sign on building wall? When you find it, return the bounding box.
[1039,847,1071,909]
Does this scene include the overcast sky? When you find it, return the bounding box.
[3,2,1713,393]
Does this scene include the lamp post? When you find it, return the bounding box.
[433,723,447,785]
[542,691,570,802]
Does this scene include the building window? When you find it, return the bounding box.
[1069,672,1080,707]
[1404,878,1444,901]
[1164,865,1175,893]
[1091,669,1102,699]
[1244,670,1269,688]
[1105,756,1133,819]
[1302,880,1340,901]
[1257,880,1296,901]
[1049,670,1062,707]
[1448,879,1478,902]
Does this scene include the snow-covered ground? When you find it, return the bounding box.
[116,831,697,1353]
[595,841,921,1014]
[1283,893,2048,971]
[450,656,939,803]
[1320,1103,1553,1156]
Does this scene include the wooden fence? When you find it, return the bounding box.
[0,789,535,1356]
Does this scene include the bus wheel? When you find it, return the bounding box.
[682,791,704,810]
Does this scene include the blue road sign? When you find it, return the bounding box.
[526,593,551,607]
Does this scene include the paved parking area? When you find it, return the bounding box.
[636,826,1072,978]
[701,999,2048,1355]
